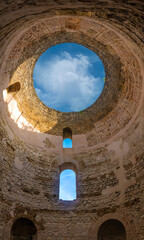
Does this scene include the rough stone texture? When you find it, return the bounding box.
[0,0,144,240]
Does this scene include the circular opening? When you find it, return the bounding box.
[33,43,105,112]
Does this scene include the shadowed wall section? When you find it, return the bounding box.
[10,218,37,240]
[97,219,126,240]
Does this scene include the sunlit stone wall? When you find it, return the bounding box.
[0,1,144,240]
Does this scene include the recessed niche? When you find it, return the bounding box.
[63,127,72,148]
[10,217,37,240]
[98,219,126,240]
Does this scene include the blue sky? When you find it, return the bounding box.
[33,43,105,112]
[59,169,76,200]
[63,138,72,148]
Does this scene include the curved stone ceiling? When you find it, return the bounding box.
[1,15,144,146]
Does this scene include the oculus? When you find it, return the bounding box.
[33,43,105,112]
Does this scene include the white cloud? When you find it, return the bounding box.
[33,51,103,112]
[60,172,75,179]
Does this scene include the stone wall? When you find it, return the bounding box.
[0,1,144,240]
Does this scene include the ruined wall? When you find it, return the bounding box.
[0,1,144,240]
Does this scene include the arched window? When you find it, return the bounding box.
[59,163,76,201]
[10,217,37,240]
[63,127,72,148]
[98,219,126,240]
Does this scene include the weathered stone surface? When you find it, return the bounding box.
[0,0,144,240]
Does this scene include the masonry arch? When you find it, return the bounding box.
[10,217,37,240]
[97,219,126,240]
[87,212,136,240]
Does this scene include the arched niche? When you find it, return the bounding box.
[97,219,126,240]
[63,127,72,140]
[87,212,136,240]
[10,217,37,240]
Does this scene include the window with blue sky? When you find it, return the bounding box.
[59,169,76,201]
[63,138,72,148]
[33,43,105,112]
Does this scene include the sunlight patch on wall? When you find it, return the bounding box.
[3,89,39,132]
